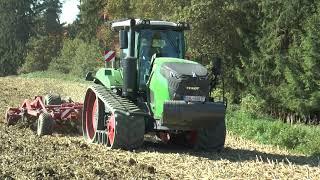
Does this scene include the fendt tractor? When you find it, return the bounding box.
[82,19,227,150]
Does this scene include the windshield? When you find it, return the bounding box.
[138,29,184,88]
[138,30,182,60]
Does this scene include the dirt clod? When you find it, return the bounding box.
[128,158,137,166]
[147,166,156,174]
[80,143,89,149]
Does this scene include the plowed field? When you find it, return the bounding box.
[0,77,319,179]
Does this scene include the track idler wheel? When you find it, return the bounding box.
[82,89,105,143]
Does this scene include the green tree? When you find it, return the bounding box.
[65,18,81,39]
[21,0,63,73]
[49,38,102,77]
[301,13,320,113]
[235,0,319,121]
[43,0,63,35]
[78,0,106,41]
[0,0,35,76]
[33,0,63,35]
[20,35,63,73]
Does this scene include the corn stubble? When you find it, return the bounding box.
[0,77,319,179]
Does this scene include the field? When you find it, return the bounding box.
[0,76,319,179]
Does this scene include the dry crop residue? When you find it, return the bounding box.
[0,76,319,179]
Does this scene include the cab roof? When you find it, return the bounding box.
[111,19,190,31]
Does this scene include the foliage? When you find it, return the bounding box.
[65,19,81,39]
[227,105,320,155]
[49,38,103,77]
[235,1,320,121]
[240,94,265,116]
[33,0,63,36]
[21,0,64,74]
[0,0,35,76]
[19,35,62,73]
[78,0,106,41]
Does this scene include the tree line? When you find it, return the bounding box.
[1,0,319,124]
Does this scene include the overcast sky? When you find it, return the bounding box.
[60,0,79,24]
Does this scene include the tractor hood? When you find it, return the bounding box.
[148,57,212,119]
[160,61,208,79]
[151,57,208,78]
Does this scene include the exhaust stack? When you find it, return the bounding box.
[122,19,137,98]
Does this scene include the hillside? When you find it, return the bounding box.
[0,76,319,179]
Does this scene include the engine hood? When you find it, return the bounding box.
[151,57,207,75]
[148,57,211,119]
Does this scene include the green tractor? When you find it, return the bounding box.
[83,19,226,150]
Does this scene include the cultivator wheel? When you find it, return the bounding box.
[44,94,62,105]
[37,113,53,136]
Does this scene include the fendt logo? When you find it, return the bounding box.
[186,87,200,90]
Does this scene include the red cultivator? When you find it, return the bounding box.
[5,94,83,136]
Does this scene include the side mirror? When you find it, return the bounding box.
[85,72,94,81]
[119,30,128,49]
[212,57,222,76]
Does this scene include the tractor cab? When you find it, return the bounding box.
[112,19,190,90]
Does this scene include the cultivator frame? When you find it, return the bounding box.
[5,96,83,134]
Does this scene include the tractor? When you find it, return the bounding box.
[83,19,226,150]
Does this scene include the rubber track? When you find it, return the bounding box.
[89,84,143,115]
[89,84,145,149]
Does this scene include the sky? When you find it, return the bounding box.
[60,0,80,24]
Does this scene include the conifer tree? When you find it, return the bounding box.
[0,0,35,76]
[21,0,63,73]
[78,0,106,41]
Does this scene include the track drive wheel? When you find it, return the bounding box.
[44,94,62,105]
[194,119,226,151]
[82,89,105,143]
[37,113,53,136]
[107,113,145,149]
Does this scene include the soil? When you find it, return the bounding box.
[0,76,319,179]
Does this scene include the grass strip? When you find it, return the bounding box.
[227,105,320,156]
